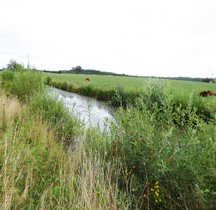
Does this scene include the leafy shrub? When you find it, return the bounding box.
[10,70,45,102]
[108,81,216,209]
[1,70,15,81]
[1,70,15,90]
[111,86,139,107]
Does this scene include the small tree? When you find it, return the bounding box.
[7,60,24,71]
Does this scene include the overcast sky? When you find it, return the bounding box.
[0,0,216,77]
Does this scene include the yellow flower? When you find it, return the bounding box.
[155,191,159,196]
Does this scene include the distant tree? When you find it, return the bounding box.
[7,60,24,71]
[75,66,82,71]
[72,66,83,73]
[202,78,213,83]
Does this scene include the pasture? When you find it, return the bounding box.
[42,72,216,94]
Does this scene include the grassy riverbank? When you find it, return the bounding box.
[43,72,216,111]
[42,72,216,92]
[0,70,125,209]
[1,69,216,209]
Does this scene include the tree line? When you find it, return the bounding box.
[1,60,215,83]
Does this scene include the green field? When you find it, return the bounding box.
[43,72,216,94]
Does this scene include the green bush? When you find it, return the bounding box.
[107,82,216,209]
[10,70,45,102]
[1,70,15,81]
[111,86,140,107]
[1,70,15,90]
[45,76,52,85]
[171,91,216,125]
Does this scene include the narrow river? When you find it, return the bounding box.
[49,87,116,131]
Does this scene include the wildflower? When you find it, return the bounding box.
[155,191,159,197]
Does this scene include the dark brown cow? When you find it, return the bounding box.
[207,90,216,96]
[199,91,208,97]
[85,78,90,81]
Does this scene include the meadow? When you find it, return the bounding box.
[43,72,216,122]
[42,72,216,93]
[0,68,216,209]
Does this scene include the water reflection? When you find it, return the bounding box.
[49,87,115,131]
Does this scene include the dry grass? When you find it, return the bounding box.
[0,95,125,209]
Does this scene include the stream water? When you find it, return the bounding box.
[49,87,116,131]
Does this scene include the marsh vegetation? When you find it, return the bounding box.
[0,68,215,209]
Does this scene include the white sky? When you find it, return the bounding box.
[0,0,216,78]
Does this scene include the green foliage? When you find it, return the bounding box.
[0,97,68,209]
[45,76,52,85]
[107,82,216,209]
[0,95,124,209]
[1,70,15,81]
[111,86,140,107]
[1,70,216,209]
[96,89,116,101]
[10,70,45,102]
[76,84,96,97]
[42,72,216,93]
[1,70,45,102]
[7,59,25,71]
[1,70,15,90]
[61,81,68,91]
[29,92,82,145]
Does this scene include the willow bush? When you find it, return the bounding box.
[107,81,216,209]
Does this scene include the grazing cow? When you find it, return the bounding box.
[207,90,216,96]
[199,91,208,97]
[86,78,90,81]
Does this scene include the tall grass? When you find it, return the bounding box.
[29,92,82,145]
[0,95,127,209]
[1,70,215,209]
[48,78,216,123]
[1,69,44,102]
[0,71,127,209]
